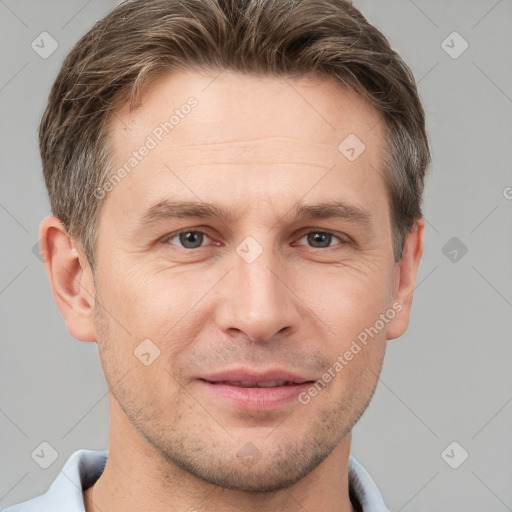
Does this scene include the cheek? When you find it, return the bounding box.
[300,263,394,340]
[100,264,179,325]
[95,265,212,363]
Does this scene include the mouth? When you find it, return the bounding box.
[204,379,309,388]
[197,369,316,410]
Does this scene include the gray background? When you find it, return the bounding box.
[1,0,511,510]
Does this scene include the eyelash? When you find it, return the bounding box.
[161,228,349,250]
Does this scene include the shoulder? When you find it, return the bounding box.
[1,449,107,512]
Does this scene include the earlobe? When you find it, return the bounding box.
[39,216,98,342]
[386,218,425,341]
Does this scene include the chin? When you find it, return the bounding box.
[170,447,331,492]
[149,424,341,492]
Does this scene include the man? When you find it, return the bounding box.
[3,0,429,510]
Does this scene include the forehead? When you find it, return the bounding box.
[102,69,387,223]
[111,69,383,149]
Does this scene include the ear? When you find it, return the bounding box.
[39,216,97,342]
[386,218,425,340]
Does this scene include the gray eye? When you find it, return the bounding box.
[305,232,336,248]
[179,231,205,249]
[165,230,210,249]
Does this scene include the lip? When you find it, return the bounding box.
[197,368,316,411]
[200,368,313,384]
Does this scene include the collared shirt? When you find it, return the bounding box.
[2,450,391,512]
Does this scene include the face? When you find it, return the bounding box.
[88,70,408,491]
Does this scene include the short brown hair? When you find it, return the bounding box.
[39,0,430,268]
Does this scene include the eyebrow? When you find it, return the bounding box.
[138,198,373,228]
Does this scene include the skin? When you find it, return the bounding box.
[41,70,424,512]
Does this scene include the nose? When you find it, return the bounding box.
[214,241,301,343]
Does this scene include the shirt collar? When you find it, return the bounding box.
[2,450,390,512]
[349,456,391,512]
